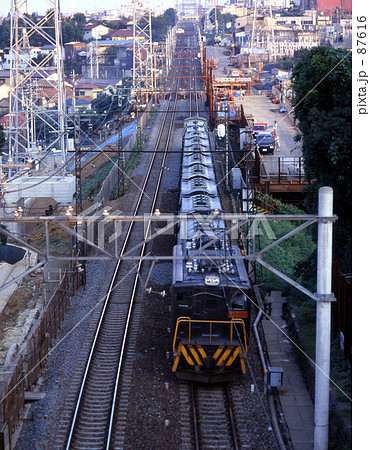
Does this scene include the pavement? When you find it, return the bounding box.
[233,95,301,158]
[263,291,314,449]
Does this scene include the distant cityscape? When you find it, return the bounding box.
[0,0,352,154]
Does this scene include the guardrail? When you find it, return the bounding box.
[260,157,305,183]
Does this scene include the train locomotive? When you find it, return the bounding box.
[171,117,252,383]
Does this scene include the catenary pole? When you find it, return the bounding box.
[314,186,334,449]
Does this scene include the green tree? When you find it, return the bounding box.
[151,9,177,42]
[209,10,236,30]
[0,17,10,48]
[163,8,176,27]
[277,48,309,71]
[291,46,352,271]
[62,13,86,42]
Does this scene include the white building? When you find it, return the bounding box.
[83,24,111,41]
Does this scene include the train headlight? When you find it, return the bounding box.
[204,275,220,286]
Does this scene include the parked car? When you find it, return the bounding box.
[255,132,275,155]
[252,122,268,139]
[266,125,275,136]
[231,69,242,77]
[279,105,287,113]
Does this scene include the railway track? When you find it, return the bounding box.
[178,25,243,450]
[54,55,183,449]
[58,21,272,450]
[185,383,239,450]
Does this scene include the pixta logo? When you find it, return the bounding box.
[77,202,124,250]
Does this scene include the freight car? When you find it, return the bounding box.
[171,117,252,383]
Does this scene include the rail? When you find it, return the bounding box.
[190,383,239,449]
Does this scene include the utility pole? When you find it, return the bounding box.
[225,100,230,190]
[74,115,82,217]
[314,186,335,450]
[250,0,257,67]
[117,104,125,197]
[212,0,218,36]
[74,114,86,285]
[269,3,276,61]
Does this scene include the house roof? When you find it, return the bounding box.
[111,29,133,38]
[0,113,26,127]
[38,86,72,98]
[84,23,110,31]
[0,70,11,78]
[64,41,86,49]
[77,78,122,88]
[66,96,93,106]
[76,84,103,90]
[93,39,134,45]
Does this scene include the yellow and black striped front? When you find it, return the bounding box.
[172,317,247,383]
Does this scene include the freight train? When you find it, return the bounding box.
[171,117,252,383]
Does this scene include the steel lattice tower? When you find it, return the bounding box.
[177,0,201,18]
[132,0,154,99]
[8,0,67,166]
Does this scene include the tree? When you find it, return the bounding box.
[277,48,309,70]
[62,13,86,43]
[151,8,177,42]
[209,10,236,30]
[291,46,352,271]
[163,8,176,27]
[0,17,10,48]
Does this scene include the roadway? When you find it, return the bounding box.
[234,95,301,157]
[206,45,301,158]
[234,95,302,179]
[205,45,233,78]
[206,44,302,180]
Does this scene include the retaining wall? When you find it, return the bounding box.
[0,267,81,450]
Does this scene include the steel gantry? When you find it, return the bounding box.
[8,0,67,167]
[176,0,201,19]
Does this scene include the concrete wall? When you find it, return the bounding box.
[4,174,75,207]
[0,246,38,313]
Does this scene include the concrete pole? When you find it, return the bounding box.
[314,186,334,450]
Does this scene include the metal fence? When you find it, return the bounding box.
[260,157,305,183]
[0,266,81,450]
